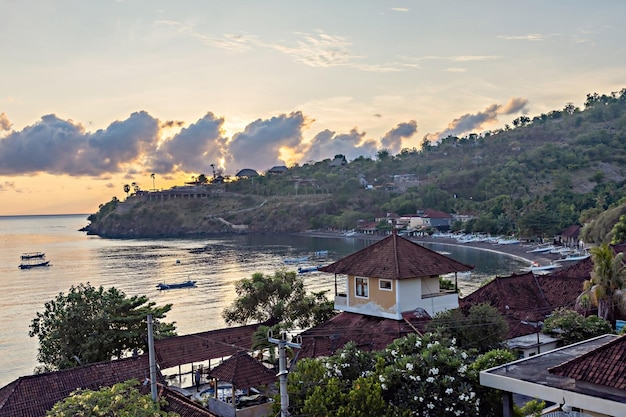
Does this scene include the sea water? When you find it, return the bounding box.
[0,215,526,386]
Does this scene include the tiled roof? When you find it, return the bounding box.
[298,311,427,358]
[424,209,452,219]
[460,272,586,339]
[318,233,473,279]
[208,352,276,389]
[0,355,162,417]
[548,335,626,390]
[559,225,581,238]
[151,384,218,416]
[155,323,261,369]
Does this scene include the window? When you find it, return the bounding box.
[379,279,392,291]
[355,277,369,298]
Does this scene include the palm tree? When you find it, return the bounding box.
[123,184,130,197]
[577,243,626,324]
[150,173,156,191]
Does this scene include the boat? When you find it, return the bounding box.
[520,262,563,274]
[156,280,197,290]
[283,256,309,264]
[20,252,45,260]
[554,252,590,263]
[19,259,50,269]
[298,265,322,274]
[19,252,51,269]
[526,245,555,253]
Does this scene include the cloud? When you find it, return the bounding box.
[380,120,418,154]
[149,112,228,173]
[302,128,378,162]
[0,111,160,176]
[0,181,17,192]
[426,98,529,140]
[498,34,545,41]
[391,7,410,12]
[0,112,11,131]
[226,111,310,171]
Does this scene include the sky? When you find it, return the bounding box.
[1,1,625,216]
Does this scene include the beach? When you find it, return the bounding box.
[299,231,562,269]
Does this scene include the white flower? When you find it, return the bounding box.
[379,374,385,382]
[458,365,467,374]
[427,403,435,409]
[415,339,422,348]
[426,376,434,383]
[451,337,456,345]
[445,388,453,395]
[381,383,387,390]
[429,367,440,375]
[460,352,467,359]
[406,362,414,371]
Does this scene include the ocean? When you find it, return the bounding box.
[0,214,527,387]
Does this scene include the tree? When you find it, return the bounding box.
[197,173,208,184]
[47,379,179,417]
[611,214,626,244]
[576,243,626,324]
[123,183,131,196]
[30,283,176,371]
[542,308,612,346]
[426,303,509,353]
[222,269,336,329]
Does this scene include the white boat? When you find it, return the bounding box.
[526,245,555,253]
[554,253,590,263]
[521,262,563,274]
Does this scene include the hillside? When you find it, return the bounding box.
[86,89,626,241]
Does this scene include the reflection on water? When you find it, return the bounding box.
[0,215,525,386]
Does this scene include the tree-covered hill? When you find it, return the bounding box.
[86,89,626,242]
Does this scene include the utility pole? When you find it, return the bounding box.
[268,330,301,417]
[147,314,158,401]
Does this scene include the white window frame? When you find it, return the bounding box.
[355,276,369,298]
[379,279,393,291]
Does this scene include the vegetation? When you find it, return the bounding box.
[426,303,509,353]
[47,379,179,417]
[222,269,336,328]
[576,243,626,324]
[281,333,518,417]
[542,308,613,346]
[29,283,176,372]
[87,89,626,243]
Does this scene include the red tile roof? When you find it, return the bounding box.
[155,323,261,370]
[318,233,473,279]
[460,272,586,339]
[0,356,163,417]
[298,311,428,358]
[208,352,276,389]
[424,209,452,219]
[548,335,626,390]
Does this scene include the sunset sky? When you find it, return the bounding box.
[1,1,625,216]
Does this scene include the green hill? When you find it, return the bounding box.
[86,89,626,242]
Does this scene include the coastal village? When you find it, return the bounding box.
[2,214,625,417]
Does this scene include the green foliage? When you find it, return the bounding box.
[87,197,119,223]
[46,379,179,417]
[514,399,546,417]
[611,214,626,244]
[576,243,626,323]
[285,333,494,416]
[426,303,509,353]
[29,283,175,371]
[543,308,613,345]
[222,269,336,328]
[469,349,517,417]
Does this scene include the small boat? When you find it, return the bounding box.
[554,253,590,263]
[298,265,321,274]
[526,245,555,253]
[156,280,197,290]
[19,252,50,269]
[21,252,45,260]
[284,256,309,264]
[19,259,50,269]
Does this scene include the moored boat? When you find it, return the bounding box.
[21,252,45,260]
[156,280,197,290]
[19,252,50,269]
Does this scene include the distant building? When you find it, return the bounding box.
[235,168,259,177]
[267,165,288,174]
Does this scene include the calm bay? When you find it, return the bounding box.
[0,214,527,386]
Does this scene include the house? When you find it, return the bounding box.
[459,271,587,356]
[480,334,626,417]
[328,155,347,167]
[318,231,473,320]
[301,232,472,357]
[558,225,583,248]
[0,355,215,417]
[235,169,259,178]
[266,165,288,174]
[0,323,266,417]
